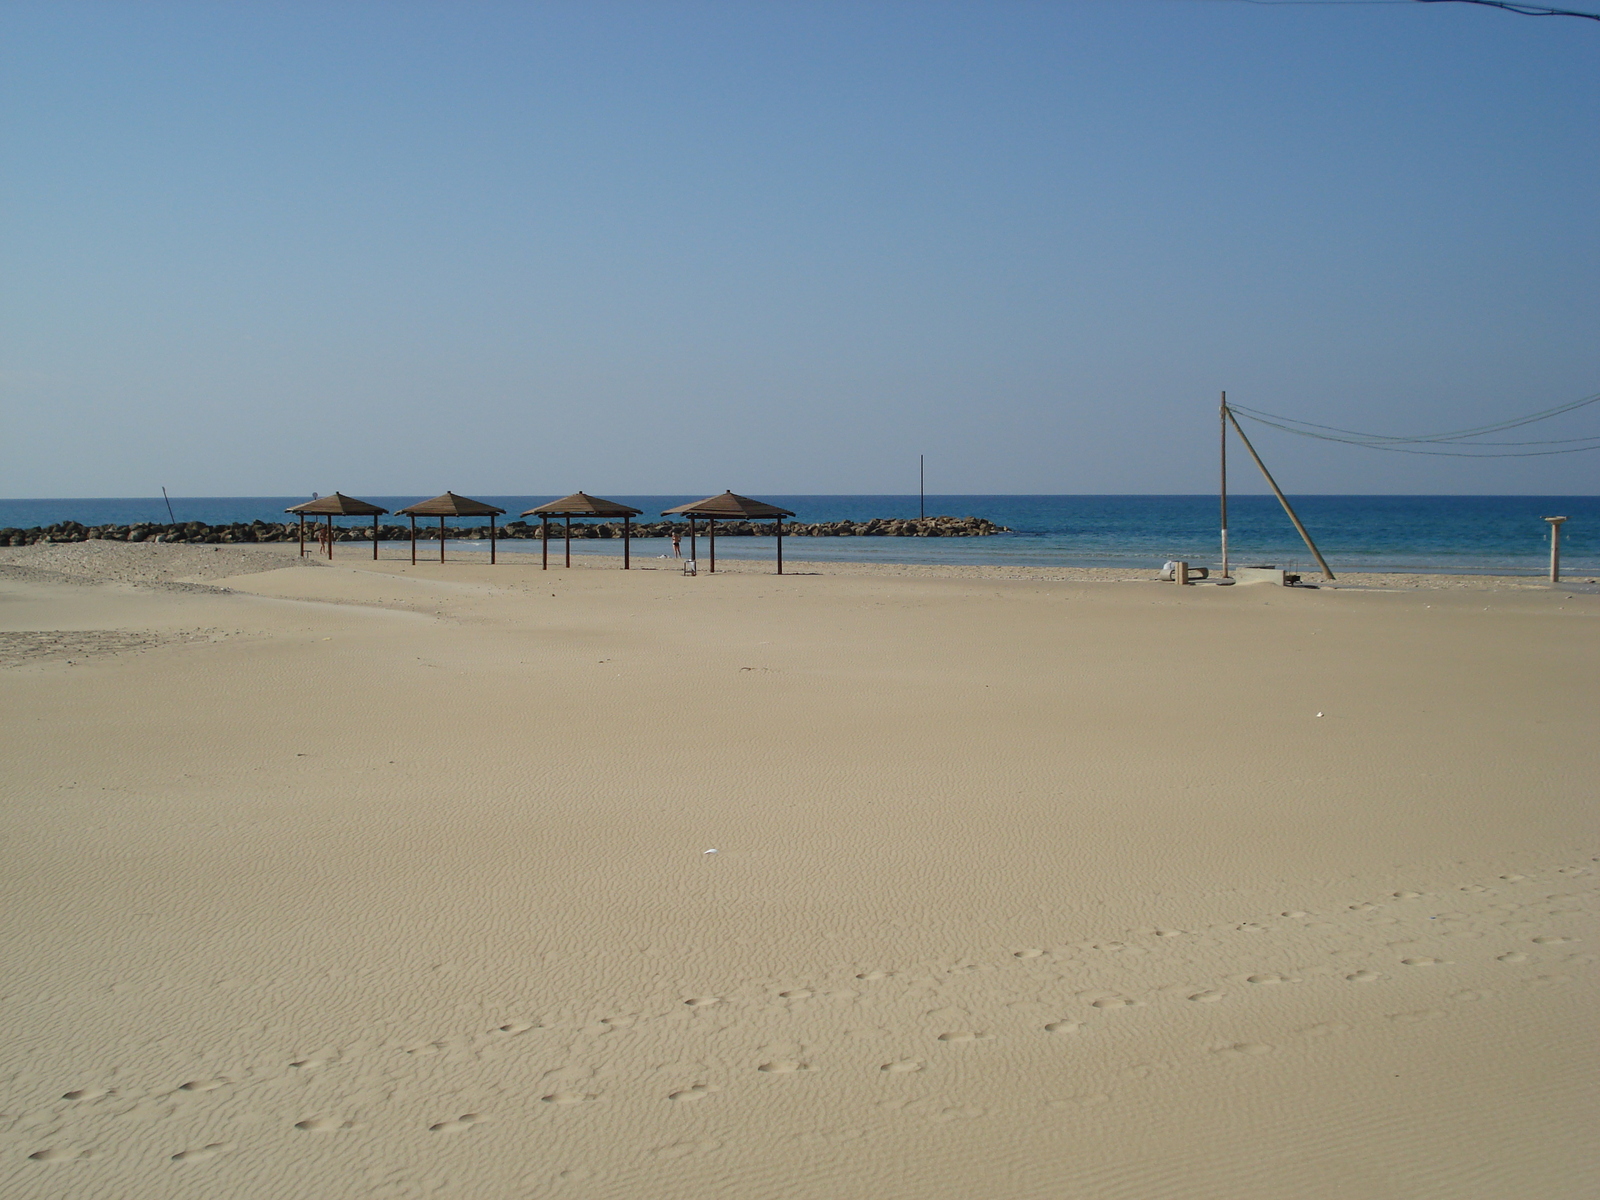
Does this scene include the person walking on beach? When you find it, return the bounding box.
[316,522,331,557]
[671,528,682,558]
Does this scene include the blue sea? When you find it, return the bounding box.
[1,496,1594,576]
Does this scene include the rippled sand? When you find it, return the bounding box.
[1,543,1595,1199]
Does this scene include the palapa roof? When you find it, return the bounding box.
[522,492,643,518]
[662,491,795,520]
[285,492,389,516]
[397,492,506,517]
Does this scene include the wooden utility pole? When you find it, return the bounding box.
[1223,405,1336,582]
[1220,392,1230,578]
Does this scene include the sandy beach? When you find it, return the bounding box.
[2,540,1595,1200]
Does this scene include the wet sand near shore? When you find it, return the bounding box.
[1,542,1595,1199]
[6,536,1589,590]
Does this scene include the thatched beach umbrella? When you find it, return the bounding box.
[285,493,389,560]
[662,491,796,574]
[521,493,645,570]
[397,492,507,564]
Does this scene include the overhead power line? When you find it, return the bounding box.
[1413,0,1600,20]
[1217,0,1600,19]
[1228,392,1600,456]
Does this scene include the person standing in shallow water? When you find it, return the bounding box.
[671,528,682,558]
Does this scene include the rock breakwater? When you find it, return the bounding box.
[0,515,1009,546]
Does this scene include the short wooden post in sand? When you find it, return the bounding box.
[1544,516,1567,583]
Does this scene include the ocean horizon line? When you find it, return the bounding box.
[5,492,1598,501]
[3,495,1594,576]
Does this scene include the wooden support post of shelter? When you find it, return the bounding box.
[662,492,797,575]
[521,493,644,570]
[397,493,507,566]
[1222,406,1335,582]
[285,493,389,563]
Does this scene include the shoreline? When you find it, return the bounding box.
[0,538,1592,593]
[3,505,1593,579]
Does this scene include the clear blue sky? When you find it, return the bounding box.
[3,0,1597,497]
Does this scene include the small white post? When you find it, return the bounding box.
[1543,516,1567,583]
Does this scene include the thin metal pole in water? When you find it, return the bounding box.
[919,455,925,519]
[1223,407,1336,582]
[1219,392,1230,579]
[1544,516,1567,583]
[162,487,176,524]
